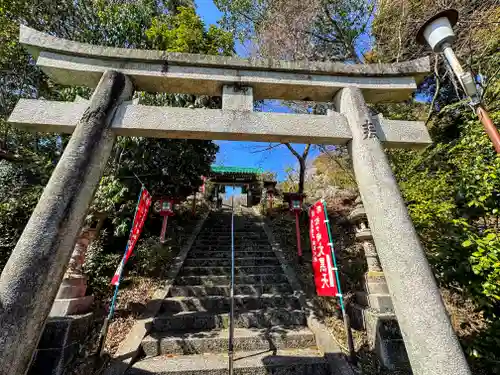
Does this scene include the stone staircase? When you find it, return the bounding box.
[127,209,330,375]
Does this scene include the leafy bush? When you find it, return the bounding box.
[129,237,176,278]
[466,230,500,301]
[84,230,121,299]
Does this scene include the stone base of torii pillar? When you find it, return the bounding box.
[28,228,97,375]
[348,198,410,370]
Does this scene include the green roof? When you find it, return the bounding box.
[211,166,263,174]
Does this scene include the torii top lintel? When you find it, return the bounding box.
[20,26,430,103]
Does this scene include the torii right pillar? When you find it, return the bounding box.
[335,87,471,375]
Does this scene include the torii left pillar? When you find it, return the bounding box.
[0,71,133,375]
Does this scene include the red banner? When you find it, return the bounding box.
[111,188,152,285]
[309,200,339,297]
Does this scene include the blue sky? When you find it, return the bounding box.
[196,1,222,29]
[195,0,317,181]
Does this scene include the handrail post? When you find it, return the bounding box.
[229,195,235,375]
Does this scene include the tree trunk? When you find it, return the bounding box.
[284,143,310,194]
[298,158,306,194]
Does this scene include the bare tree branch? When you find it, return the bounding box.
[283,143,311,194]
[396,3,405,63]
[250,143,283,153]
[302,144,311,159]
[285,167,297,185]
[303,30,341,45]
[284,142,302,160]
[322,4,362,63]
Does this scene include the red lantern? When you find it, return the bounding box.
[159,198,175,217]
[287,193,304,213]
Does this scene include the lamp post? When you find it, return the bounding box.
[286,193,305,261]
[417,9,500,154]
[159,198,175,244]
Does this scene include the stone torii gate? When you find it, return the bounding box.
[0,26,471,375]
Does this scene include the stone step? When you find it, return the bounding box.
[192,244,272,248]
[190,246,274,254]
[197,232,267,236]
[194,242,270,247]
[197,231,265,235]
[128,349,329,375]
[191,244,272,249]
[187,251,275,259]
[161,294,300,313]
[153,308,307,331]
[200,236,267,240]
[202,224,261,227]
[193,240,272,245]
[175,274,288,286]
[183,257,281,267]
[169,284,293,297]
[193,243,272,249]
[195,237,269,241]
[201,226,261,229]
[196,233,267,237]
[179,266,284,277]
[196,237,268,242]
[142,327,316,356]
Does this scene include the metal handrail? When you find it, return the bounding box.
[229,195,235,375]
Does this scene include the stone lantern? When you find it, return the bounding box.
[50,227,97,316]
[349,198,409,369]
[34,225,100,375]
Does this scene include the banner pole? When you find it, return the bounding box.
[97,186,145,356]
[322,200,356,363]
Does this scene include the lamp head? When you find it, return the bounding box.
[416,9,458,52]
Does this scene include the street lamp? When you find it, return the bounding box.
[417,9,500,154]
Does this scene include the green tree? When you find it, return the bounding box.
[146,6,233,54]
[0,0,233,270]
[163,0,196,15]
